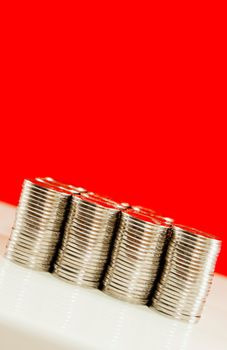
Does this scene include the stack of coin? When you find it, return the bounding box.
[53,193,120,287]
[5,178,72,271]
[151,224,222,323]
[102,209,171,304]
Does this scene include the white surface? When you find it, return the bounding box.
[0,201,226,350]
[0,201,15,236]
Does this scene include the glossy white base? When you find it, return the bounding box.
[0,201,226,350]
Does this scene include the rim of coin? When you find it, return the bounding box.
[152,295,202,314]
[58,244,108,261]
[104,289,147,304]
[161,258,215,276]
[157,272,213,290]
[6,256,50,271]
[62,239,111,255]
[15,210,65,225]
[21,183,70,199]
[125,209,170,228]
[71,216,117,231]
[166,244,220,262]
[11,226,60,239]
[6,242,56,258]
[63,232,111,247]
[39,177,87,192]
[67,227,115,242]
[73,193,120,211]
[151,301,200,323]
[57,261,103,277]
[103,279,151,297]
[155,278,212,298]
[57,255,106,272]
[174,224,221,243]
[58,247,108,263]
[108,259,160,274]
[112,246,163,262]
[118,227,167,244]
[156,283,212,300]
[60,240,110,257]
[74,210,117,224]
[124,218,169,235]
[18,195,66,211]
[103,285,148,303]
[110,252,163,267]
[24,179,72,196]
[106,264,158,280]
[63,233,111,248]
[54,264,101,283]
[118,236,165,253]
[8,235,59,249]
[6,249,53,264]
[168,239,221,254]
[165,252,218,271]
[105,271,156,288]
[110,250,162,266]
[152,294,203,315]
[152,294,206,313]
[103,277,150,293]
[53,269,99,287]
[105,269,156,287]
[75,202,118,216]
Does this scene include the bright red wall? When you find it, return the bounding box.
[0,3,226,275]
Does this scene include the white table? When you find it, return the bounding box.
[0,201,226,350]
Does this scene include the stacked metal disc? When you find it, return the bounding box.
[5,178,72,271]
[102,208,171,304]
[151,224,222,323]
[53,193,120,287]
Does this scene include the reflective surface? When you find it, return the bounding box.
[0,257,227,350]
[0,202,227,350]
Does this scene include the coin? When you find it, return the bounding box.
[53,192,120,287]
[102,208,170,304]
[150,224,221,322]
[5,177,84,271]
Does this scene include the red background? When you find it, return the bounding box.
[0,3,226,275]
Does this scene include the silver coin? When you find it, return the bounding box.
[150,224,221,322]
[153,294,204,315]
[8,235,58,251]
[103,285,148,304]
[105,269,155,288]
[54,264,100,284]
[60,239,109,256]
[54,192,120,287]
[56,261,103,278]
[57,248,107,263]
[103,277,151,296]
[53,269,99,287]
[57,255,106,273]
[5,177,75,271]
[151,300,200,323]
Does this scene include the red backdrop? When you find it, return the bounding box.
[0,3,226,275]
